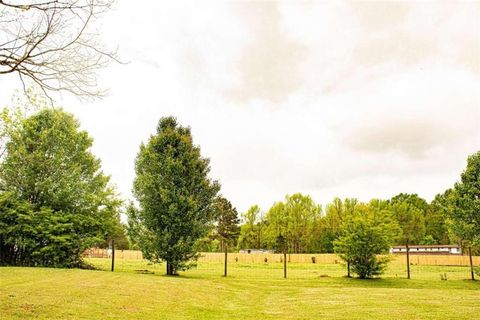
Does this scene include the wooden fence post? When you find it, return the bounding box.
[111,239,115,272]
[224,242,228,277]
[469,246,475,281]
[406,242,411,279]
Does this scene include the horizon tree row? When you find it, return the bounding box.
[209,194,454,255]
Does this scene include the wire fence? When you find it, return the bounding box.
[83,249,480,281]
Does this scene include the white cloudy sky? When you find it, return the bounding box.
[1,0,479,213]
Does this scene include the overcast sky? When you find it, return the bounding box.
[1,0,479,213]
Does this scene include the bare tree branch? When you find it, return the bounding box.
[0,0,120,101]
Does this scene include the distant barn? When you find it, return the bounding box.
[390,245,461,255]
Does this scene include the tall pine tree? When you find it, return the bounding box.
[214,196,240,277]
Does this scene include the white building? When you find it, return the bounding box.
[390,245,461,255]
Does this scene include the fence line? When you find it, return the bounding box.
[83,249,143,260]
[198,253,480,266]
[83,249,480,266]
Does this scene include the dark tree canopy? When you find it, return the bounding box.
[0,0,118,99]
[390,194,426,245]
[214,196,240,247]
[0,108,121,267]
[131,116,220,275]
[388,193,450,245]
[448,151,480,246]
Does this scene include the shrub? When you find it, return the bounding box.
[334,213,396,279]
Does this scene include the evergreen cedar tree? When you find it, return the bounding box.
[214,197,240,250]
[214,196,240,277]
[131,117,220,275]
[0,109,121,267]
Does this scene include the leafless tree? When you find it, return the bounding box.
[0,0,120,100]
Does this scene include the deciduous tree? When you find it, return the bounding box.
[334,202,397,279]
[264,193,321,253]
[446,151,480,280]
[131,117,219,275]
[0,108,120,267]
[238,205,262,250]
[321,198,358,253]
[390,194,426,279]
[0,0,119,99]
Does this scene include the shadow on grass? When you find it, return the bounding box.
[126,269,480,290]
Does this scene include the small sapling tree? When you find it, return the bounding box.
[334,206,396,279]
[214,196,240,277]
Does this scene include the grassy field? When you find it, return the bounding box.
[1,259,479,319]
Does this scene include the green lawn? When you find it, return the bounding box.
[1,259,479,319]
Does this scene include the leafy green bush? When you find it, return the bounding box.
[334,203,397,279]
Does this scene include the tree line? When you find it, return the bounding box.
[0,107,478,279]
[219,193,448,255]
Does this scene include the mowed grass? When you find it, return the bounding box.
[1,258,479,320]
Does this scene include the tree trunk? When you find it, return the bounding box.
[468,246,475,281]
[406,242,411,279]
[347,261,351,278]
[224,242,228,277]
[166,261,175,276]
[110,239,115,272]
[283,252,287,279]
[257,228,262,249]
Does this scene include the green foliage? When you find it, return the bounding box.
[125,202,156,252]
[0,109,121,267]
[426,196,451,244]
[263,193,322,253]
[214,196,240,248]
[98,219,130,250]
[334,202,397,279]
[195,231,220,253]
[238,205,263,249]
[390,194,426,245]
[388,193,449,245]
[420,235,436,245]
[275,234,287,253]
[320,198,358,252]
[130,117,220,275]
[445,151,480,247]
